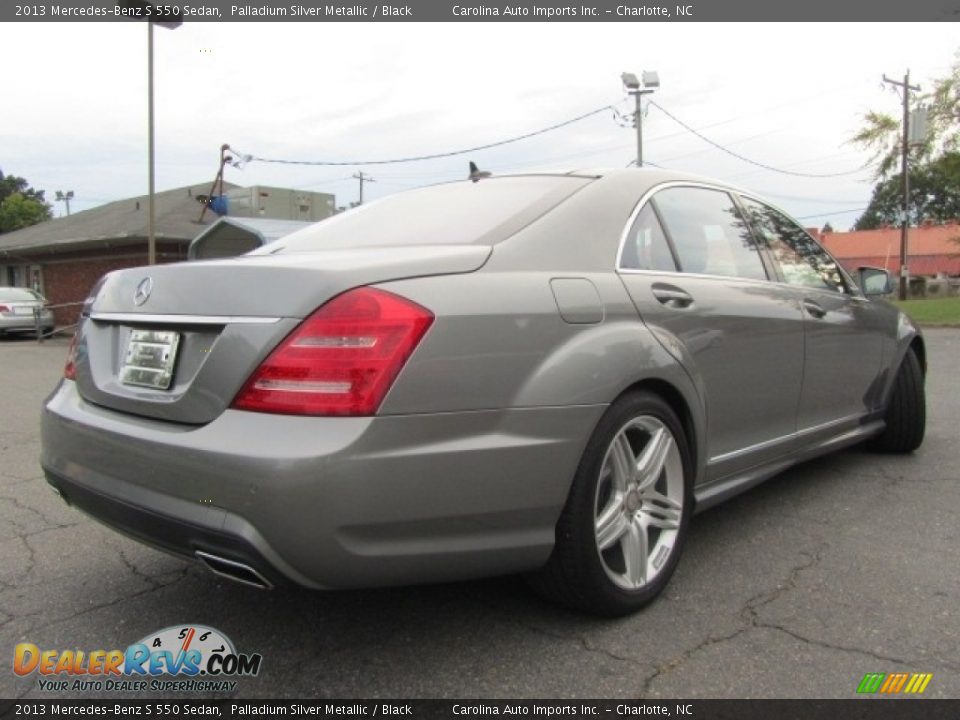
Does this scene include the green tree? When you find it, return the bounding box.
[854,152,960,230]
[851,52,960,179]
[0,192,52,233]
[0,169,52,233]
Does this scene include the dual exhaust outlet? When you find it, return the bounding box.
[194,550,273,590]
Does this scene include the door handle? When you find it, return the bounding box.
[802,299,826,319]
[652,284,694,308]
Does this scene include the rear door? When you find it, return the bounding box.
[617,184,805,482]
[737,197,884,437]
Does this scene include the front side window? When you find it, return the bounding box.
[739,198,846,293]
[652,187,767,281]
[620,203,677,272]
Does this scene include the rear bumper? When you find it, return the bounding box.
[0,310,54,331]
[42,380,604,589]
[46,469,286,588]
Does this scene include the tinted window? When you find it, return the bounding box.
[652,187,767,281]
[256,176,591,253]
[740,198,846,293]
[620,204,677,272]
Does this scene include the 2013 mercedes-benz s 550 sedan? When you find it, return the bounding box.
[41,169,926,616]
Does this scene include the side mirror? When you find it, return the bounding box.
[858,267,894,297]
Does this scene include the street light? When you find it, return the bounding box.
[622,70,660,167]
[55,190,74,216]
[122,1,182,265]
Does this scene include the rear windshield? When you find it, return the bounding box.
[0,288,42,302]
[255,176,591,254]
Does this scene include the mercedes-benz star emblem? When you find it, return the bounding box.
[134,277,154,306]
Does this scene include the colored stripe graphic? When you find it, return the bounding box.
[857,672,932,694]
[857,673,886,694]
[881,672,909,693]
[904,673,933,694]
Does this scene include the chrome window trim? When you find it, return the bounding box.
[615,180,760,276]
[89,312,282,325]
[615,180,860,296]
[733,192,861,297]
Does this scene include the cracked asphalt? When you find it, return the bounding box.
[2,330,958,699]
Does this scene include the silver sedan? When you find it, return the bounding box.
[41,169,925,615]
[0,287,54,337]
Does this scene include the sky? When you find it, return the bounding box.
[2,21,958,230]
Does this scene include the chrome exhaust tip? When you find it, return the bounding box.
[195,550,273,590]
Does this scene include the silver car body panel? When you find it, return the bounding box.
[43,381,605,588]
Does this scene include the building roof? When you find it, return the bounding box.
[819,223,960,276]
[820,223,960,258]
[0,182,239,255]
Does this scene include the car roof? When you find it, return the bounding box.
[493,166,752,195]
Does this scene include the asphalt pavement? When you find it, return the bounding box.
[1,331,958,699]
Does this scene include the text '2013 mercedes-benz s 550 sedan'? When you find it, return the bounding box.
[41,169,926,616]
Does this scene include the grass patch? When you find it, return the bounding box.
[892,296,960,326]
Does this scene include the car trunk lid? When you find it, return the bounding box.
[74,245,490,424]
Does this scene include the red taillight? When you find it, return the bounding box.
[0,304,10,313]
[64,331,79,380]
[232,287,434,416]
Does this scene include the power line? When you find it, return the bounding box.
[643,77,871,148]
[231,103,622,167]
[795,207,867,220]
[649,100,869,179]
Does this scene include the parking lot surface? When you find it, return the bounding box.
[2,330,958,699]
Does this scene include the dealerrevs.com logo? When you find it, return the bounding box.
[13,625,262,693]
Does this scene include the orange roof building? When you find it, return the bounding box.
[816,222,960,277]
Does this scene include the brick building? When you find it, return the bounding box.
[0,182,336,328]
[0,183,238,326]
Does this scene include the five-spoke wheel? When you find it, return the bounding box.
[594,416,684,590]
[530,391,692,616]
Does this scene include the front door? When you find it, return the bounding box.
[618,185,805,483]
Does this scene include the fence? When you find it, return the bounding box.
[31,301,84,344]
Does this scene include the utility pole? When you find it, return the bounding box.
[883,70,921,301]
[634,91,644,167]
[55,190,74,216]
[353,171,374,205]
[621,71,660,167]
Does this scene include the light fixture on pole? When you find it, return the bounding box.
[55,190,74,216]
[122,0,182,265]
[621,70,660,167]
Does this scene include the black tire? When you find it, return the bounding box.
[871,349,925,453]
[529,391,693,616]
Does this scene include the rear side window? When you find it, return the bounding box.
[739,198,846,293]
[256,176,591,253]
[620,204,677,272]
[652,187,768,281]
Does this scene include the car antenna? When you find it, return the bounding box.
[469,162,492,183]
